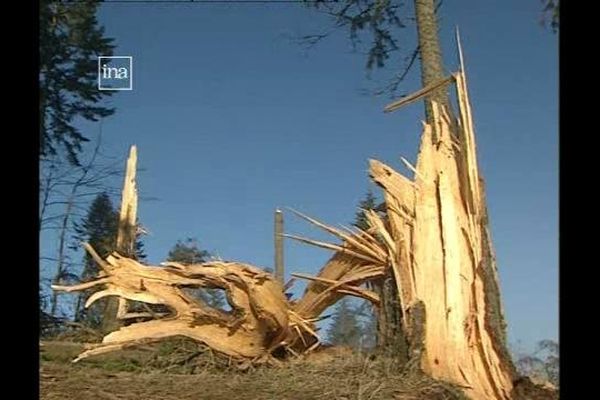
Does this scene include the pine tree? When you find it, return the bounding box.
[353,189,379,350]
[327,298,363,349]
[167,239,225,309]
[353,189,378,231]
[354,301,377,351]
[40,0,116,166]
[73,192,118,326]
[72,193,146,325]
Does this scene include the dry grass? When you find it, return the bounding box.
[40,340,469,400]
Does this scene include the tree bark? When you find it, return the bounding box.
[414,0,450,121]
[376,273,408,363]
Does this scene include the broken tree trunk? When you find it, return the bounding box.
[366,70,515,398]
[101,145,138,334]
[274,209,284,284]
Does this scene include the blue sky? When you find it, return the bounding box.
[41,1,557,351]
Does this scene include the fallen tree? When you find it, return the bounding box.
[52,209,391,363]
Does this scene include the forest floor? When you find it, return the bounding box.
[40,339,558,400]
[40,339,470,400]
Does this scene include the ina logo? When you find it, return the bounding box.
[98,56,133,91]
[102,64,129,79]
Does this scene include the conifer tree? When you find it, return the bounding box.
[167,238,225,309]
[40,0,116,165]
[327,297,363,349]
[73,193,146,325]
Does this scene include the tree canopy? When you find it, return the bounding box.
[353,189,378,231]
[40,0,116,165]
[302,0,448,96]
[541,0,559,33]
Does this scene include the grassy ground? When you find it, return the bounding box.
[40,340,469,400]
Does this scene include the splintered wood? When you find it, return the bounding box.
[104,145,138,333]
[55,244,291,362]
[116,145,138,257]
[366,76,514,398]
[52,46,518,400]
[52,220,388,363]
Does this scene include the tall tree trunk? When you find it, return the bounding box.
[414,0,450,121]
[74,293,83,322]
[39,163,54,233]
[50,194,75,317]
